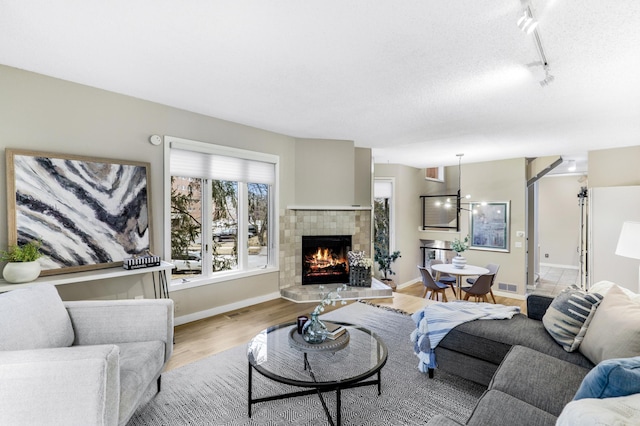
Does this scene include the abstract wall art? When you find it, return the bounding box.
[469,201,510,252]
[6,149,153,275]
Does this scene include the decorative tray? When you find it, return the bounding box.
[288,327,350,353]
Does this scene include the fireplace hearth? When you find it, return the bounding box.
[302,235,351,285]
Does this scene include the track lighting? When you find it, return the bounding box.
[539,65,554,87]
[517,10,538,34]
[518,5,554,87]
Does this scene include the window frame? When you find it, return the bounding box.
[163,136,279,292]
[374,177,397,253]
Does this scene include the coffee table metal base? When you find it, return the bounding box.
[248,353,383,426]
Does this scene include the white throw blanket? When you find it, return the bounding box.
[410,301,521,373]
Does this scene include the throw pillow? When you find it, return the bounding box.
[580,285,640,365]
[542,285,603,352]
[574,356,640,400]
[557,393,640,426]
[589,280,640,302]
[0,283,74,350]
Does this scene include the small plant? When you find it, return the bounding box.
[374,248,401,280]
[0,240,43,262]
[451,235,469,254]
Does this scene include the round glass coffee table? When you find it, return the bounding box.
[247,321,388,426]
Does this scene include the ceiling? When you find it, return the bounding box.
[2,1,639,171]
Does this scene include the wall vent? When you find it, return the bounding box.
[498,282,518,293]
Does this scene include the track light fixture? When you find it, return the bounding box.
[517,10,538,34]
[539,65,554,87]
[518,4,553,87]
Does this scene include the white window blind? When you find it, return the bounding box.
[170,140,276,185]
[374,180,393,198]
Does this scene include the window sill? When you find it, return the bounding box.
[168,266,279,292]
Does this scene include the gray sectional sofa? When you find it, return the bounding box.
[424,283,640,426]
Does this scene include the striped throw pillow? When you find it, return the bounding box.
[542,285,604,352]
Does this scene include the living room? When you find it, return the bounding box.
[2,1,640,425]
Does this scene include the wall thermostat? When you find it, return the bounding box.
[149,135,162,146]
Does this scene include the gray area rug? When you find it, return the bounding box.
[128,301,484,425]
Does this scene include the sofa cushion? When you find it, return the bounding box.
[117,340,165,425]
[0,283,74,350]
[580,285,640,364]
[557,393,640,426]
[489,346,590,417]
[439,314,593,369]
[466,390,558,426]
[589,280,640,302]
[574,356,640,400]
[542,285,603,352]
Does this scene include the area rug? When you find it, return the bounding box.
[128,302,485,425]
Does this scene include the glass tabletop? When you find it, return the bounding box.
[247,322,387,388]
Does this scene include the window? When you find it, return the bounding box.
[373,178,396,269]
[425,166,444,182]
[164,136,278,290]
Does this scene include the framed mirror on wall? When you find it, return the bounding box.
[6,149,152,276]
[469,201,510,252]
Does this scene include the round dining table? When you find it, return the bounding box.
[430,263,490,299]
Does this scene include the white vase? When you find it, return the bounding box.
[2,261,41,283]
[452,254,467,269]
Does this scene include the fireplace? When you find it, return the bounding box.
[302,235,352,285]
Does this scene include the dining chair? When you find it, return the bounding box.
[429,259,457,296]
[465,263,500,303]
[418,266,449,302]
[461,273,495,303]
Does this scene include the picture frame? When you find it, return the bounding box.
[469,201,510,252]
[6,149,153,276]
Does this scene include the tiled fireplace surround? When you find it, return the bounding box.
[278,209,393,302]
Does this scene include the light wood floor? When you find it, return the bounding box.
[165,282,526,371]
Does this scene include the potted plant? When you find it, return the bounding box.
[374,247,401,290]
[450,235,469,269]
[1,240,43,283]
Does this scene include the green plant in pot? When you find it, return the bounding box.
[1,240,43,283]
[451,235,469,269]
[374,248,401,290]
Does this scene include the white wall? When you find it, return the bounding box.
[588,146,640,292]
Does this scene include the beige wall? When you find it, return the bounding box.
[457,158,527,296]
[538,175,585,267]
[294,138,356,206]
[354,147,373,207]
[589,146,640,187]
[375,159,529,290]
[374,163,447,286]
[0,65,371,320]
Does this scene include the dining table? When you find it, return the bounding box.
[430,263,490,299]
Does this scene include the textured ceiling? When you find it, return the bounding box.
[1,1,639,170]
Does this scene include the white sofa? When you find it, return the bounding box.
[0,283,174,426]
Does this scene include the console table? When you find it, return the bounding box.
[0,261,174,298]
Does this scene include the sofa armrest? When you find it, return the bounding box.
[0,345,120,426]
[526,293,554,321]
[65,298,174,362]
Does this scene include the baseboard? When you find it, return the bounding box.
[174,291,281,326]
[493,290,526,300]
[397,278,421,290]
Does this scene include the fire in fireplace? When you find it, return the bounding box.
[302,235,352,285]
